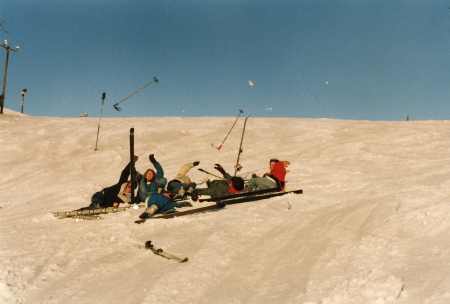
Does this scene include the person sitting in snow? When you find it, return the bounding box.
[195,164,245,198]
[85,156,139,209]
[247,158,289,191]
[139,191,192,219]
[167,161,200,201]
[136,154,167,203]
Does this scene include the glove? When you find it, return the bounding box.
[193,161,200,167]
[149,154,156,164]
[214,164,226,175]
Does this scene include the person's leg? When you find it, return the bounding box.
[248,177,277,191]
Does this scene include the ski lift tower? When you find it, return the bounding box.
[0,40,19,114]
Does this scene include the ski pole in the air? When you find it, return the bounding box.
[113,77,160,111]
[198,168,226,180]
[94,92,106,151]
[212,109,244,150]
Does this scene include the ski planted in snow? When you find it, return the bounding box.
[234,114,250,176]
[218,189,303,205]
[145,241,188,263]
[135,202,226,223]
[130,127,136,204]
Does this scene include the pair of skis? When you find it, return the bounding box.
[135,188,303,223]
[218,189,303,205]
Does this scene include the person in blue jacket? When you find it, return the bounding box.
[136,154,167,203]
[139,191,192,219]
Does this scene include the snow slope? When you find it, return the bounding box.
[0,109,449,304]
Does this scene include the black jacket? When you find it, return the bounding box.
[101,162,134,207]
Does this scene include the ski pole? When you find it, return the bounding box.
[94,92,106,151]
[113,77,159,111]
[198,168,226,180]
[212,109,244,150]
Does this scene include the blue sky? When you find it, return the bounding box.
[0,0,449,120]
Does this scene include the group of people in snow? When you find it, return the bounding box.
[85,154,290,219]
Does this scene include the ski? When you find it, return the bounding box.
[144,241,188,263]
[234,114,250,176]
[218,189,303,205]
[135,202,226,223]
[130,127,136,204]
[53,204,145,218]
[62,214,103,220]
[199,187,282,202]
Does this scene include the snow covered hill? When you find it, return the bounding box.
[0,109,449,304]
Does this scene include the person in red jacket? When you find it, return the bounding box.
[247,159,289,191]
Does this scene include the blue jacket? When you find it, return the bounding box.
[136,161,166,202]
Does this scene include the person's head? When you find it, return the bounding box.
[124,182,132,194]
[269,158,279,171]
[231,176,245,191]
[145,169,156,181]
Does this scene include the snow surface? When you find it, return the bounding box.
[0,109,449,304]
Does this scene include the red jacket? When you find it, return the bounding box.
[263,161,286,190]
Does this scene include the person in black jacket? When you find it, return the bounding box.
[85,156,139,209]
[196,164,245,198]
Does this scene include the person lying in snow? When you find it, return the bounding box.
[85,156,139,209]
[247,159,290,191]
[136,154,167,203]
[167,161,200,201]
[139,191,192,219]
[195,164,245,198]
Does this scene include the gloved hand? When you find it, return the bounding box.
[149,154,156,164]
[214,164,226,175]
[193,161,200,167]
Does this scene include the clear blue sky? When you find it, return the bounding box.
[1,0,449,120]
